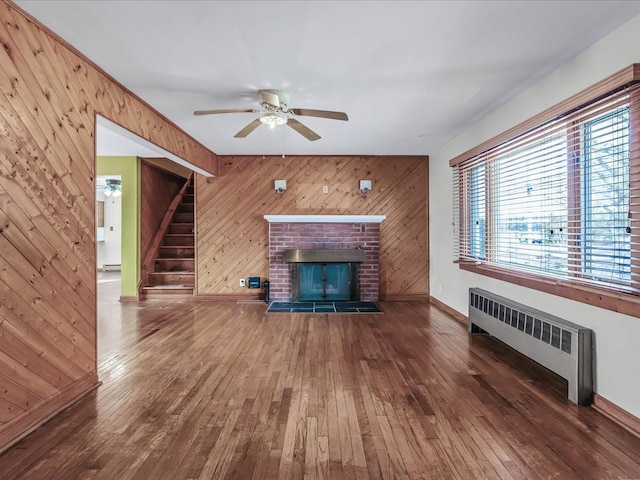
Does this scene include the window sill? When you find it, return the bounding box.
[457,261,640,319]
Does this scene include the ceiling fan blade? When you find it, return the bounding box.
[194,108,258,116]
[290,108,348,121]
[234,119,262,138]
[258,90,281,108]
[287,118,321,141]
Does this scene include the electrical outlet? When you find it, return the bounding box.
[437,283,442,293]
[322,185,329,194]
[239,278,246,287]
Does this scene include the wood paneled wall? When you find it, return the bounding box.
[196,155,429,300]
[0,1,217,452]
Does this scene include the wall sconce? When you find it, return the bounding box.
[275,180,287,194]
[360,180,372,195]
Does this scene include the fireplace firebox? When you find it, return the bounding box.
[283,249,366,302]
[292,263,356,301]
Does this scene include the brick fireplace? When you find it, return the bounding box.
[264,215,386,302]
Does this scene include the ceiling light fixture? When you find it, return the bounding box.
[104,179,122,197]
[260,112,288,129]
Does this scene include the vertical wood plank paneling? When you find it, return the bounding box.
[0,0,218,452]
[196,155,428,299]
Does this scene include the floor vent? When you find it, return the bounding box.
[468,288,593,405]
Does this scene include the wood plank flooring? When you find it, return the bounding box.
[1,273,639,479]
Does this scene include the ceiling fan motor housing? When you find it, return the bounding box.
[259,89,291,111]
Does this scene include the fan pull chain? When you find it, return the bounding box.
[282,126,286,158]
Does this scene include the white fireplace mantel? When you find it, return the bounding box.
[264,214,386,224]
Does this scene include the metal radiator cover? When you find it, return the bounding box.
[468,288,593,405]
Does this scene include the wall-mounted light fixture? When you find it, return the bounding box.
[360,180,372,195]
[104,179,122,197]
[275,180,287,194]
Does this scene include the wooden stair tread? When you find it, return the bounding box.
[142,285,192,290]
[156,258,194,261]
[150,270,194,274]
[146,271,194,287]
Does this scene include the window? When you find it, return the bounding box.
[582,108,630,284]
[492,132,568,276]
[452,65,640,311]
[469,164,486,259]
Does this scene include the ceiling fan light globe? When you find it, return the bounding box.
[260,112,288,128]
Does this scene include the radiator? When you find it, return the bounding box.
[102,264,121,271]
[468,288,593,405]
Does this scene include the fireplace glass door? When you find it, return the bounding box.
[299,263,351,301]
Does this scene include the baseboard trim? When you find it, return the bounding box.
[119,295,139,302]
[0,373,100,454]
[195,294,429,302]
[194,293,262,302]
[429,296,468,326]
[593,394,640,439]
[380,294,430,302]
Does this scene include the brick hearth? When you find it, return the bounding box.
[267,222,381,302]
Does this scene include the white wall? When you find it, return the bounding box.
[97,195,122,268]
[429,13,640,418]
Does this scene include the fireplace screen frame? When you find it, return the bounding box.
[290,262,360,302]
[283,249,367,302]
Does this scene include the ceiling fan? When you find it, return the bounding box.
[194,89,348,141]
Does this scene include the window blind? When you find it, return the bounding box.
[453,82,640,294]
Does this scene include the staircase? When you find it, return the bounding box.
[140,178,195,300]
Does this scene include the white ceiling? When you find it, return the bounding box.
[96,124,159,158]
[16,0,640,157]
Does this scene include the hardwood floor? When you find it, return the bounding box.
[1,276,639,479]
